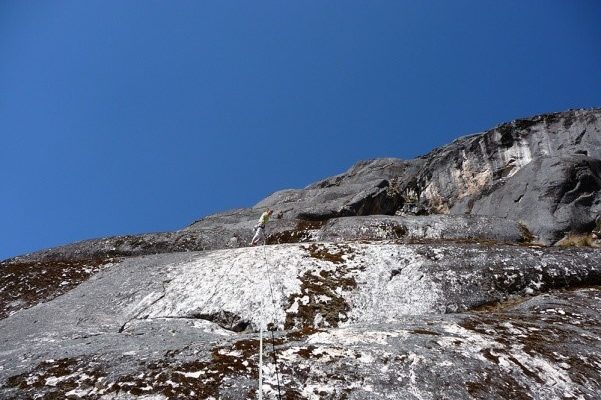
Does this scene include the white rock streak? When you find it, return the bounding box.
[138,243,444,330]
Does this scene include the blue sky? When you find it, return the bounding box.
[1,1,600,260]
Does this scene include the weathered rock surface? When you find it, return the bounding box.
[470,155,601,243]
[408,109,601,222]
[1,244,601,399]
[0,243,601,399]
[1,108,601,399]
[315,215,525,244]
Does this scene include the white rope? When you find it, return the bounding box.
[257,236,283,400]
[258,295,264,400]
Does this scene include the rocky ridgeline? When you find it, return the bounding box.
[1,108,600,399]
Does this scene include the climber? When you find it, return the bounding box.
[250,209,273,246]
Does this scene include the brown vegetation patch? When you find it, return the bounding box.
[297,220,327,231]
[465,370,532,400]
[518,222,535,244]
[5,357,106,399]
[0,257,118,319]
[295,345,318,359]
[285,244,361,330]
[305,243,354,264]
[267,219,326,245]
[5,338,264,399]
[107,338,265,399]
[285,326,324,341]
[555,233,599,248]
[284,268,356,330]
[472,295,531,313]
[119,339,261,398]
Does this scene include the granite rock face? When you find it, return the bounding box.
[1,108,601,399]
[1,244,601,399]
[8,108,597,264]
[469,155,601,243]
[253,108,601,244]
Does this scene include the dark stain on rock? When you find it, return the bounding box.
[192,310,250,332]
[295,345,317,359]
[466,370,533,400]
[393,225,408,237]
[514,118,538,131]
[412,328,441,336]
[507,355,544,384]
[497,124,516,148]
[574,129,586,145]
[480,348,500,364]
[390,268,403,280]
[517,223,534,243]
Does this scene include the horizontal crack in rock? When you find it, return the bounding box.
[189,310,251,333]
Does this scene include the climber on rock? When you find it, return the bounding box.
[250,209,273,246]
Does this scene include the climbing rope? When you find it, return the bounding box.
[257,236,283,400]
[263,243,283,400]
[258,298,264,400]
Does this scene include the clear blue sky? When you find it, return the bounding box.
[1,1,600,260]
